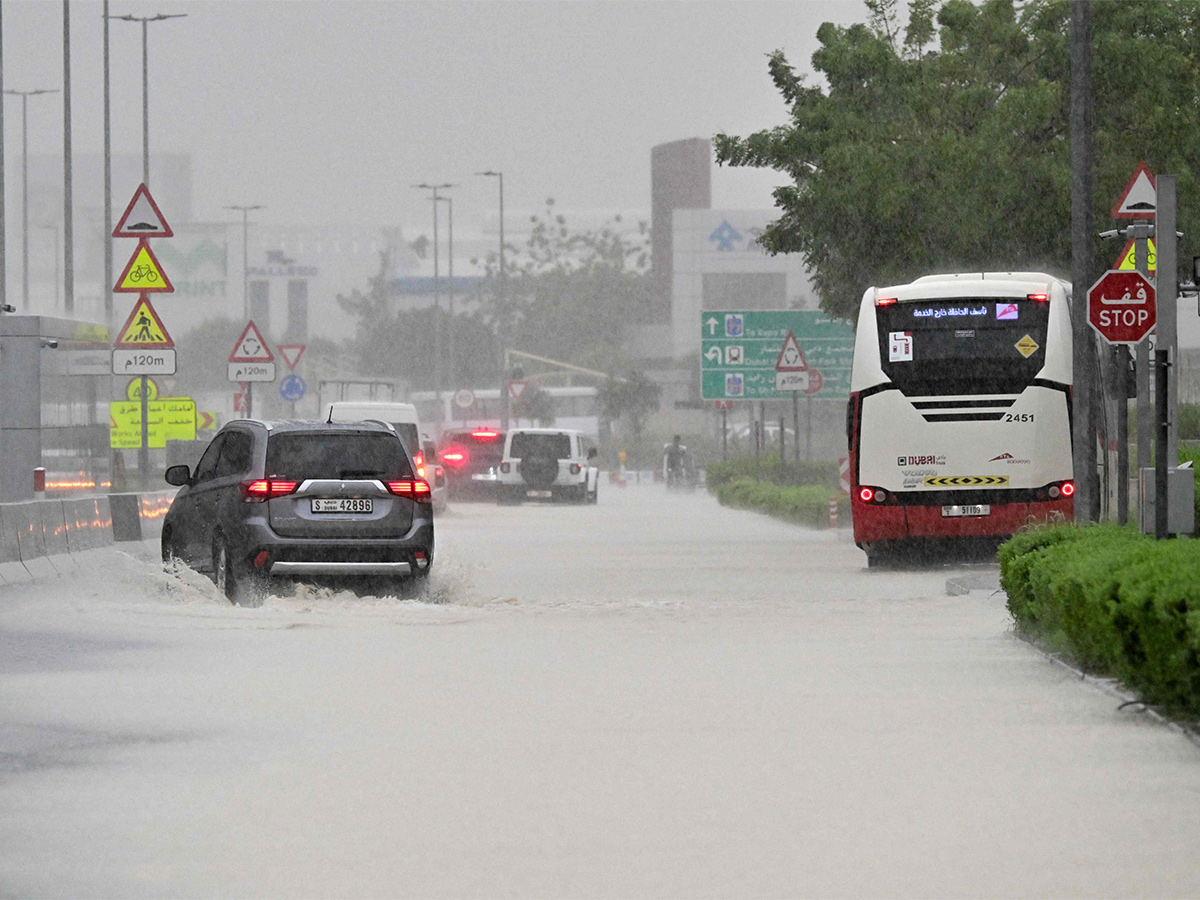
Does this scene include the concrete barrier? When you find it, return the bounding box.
[0,489,175,587]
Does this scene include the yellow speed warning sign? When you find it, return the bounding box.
[1014,334,1040,358]
[114,239,174,293]
[126,376,158,401]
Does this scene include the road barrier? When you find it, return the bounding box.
[0,488,176,585]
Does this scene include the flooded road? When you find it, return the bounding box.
[2,485,1198,897]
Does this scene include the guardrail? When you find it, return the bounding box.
[0,489,176,585]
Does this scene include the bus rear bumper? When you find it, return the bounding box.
[852,496,1073,545]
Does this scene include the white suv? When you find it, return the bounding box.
[497,428,599,504]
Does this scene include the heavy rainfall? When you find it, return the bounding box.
[3,1,1200,897]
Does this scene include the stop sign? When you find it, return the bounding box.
[1088,270,1156,344]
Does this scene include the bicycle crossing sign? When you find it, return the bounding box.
[114,296,173,348]
[114,239,174,293]
[112,183,173,238]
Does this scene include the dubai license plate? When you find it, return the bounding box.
[527,490,552,498]
[942,504,990,517]
[311,498,373,514]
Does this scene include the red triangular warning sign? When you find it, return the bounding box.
[113,295,174,349]
[775,331,808,372]
[113,183,173,238]
[1112,162,1156,219]
[278,344,306,371]
[114,239,174,293]
[228,321,275,363]
[508,380,527,401]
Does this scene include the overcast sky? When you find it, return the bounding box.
[5,0,870,236]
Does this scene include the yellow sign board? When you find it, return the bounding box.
[109,398,196,448]
[126,376,158,401]
[1115,238,1156,273]
[115,296,173,347]
[924,475,1010,487]
[1014,334,1040,358]
[114,239,174,293]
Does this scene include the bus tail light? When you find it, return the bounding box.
[1027,293,1049,302]
[875,297,898,306]
[858,486,888,503]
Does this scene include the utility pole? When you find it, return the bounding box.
[413,183,453,405]
[1069,0,1098,522]
[478,171,506,427]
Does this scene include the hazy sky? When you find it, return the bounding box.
[5,0,871,235]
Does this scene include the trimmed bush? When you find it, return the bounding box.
[705,456,838,490]
[999,524,1200,717]
[716,478,849,529]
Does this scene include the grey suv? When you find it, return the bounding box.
[161,419,434,603]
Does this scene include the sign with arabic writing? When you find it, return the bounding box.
[1087,270,1156,345]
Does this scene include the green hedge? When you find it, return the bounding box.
[999,524,1200,716]
[705,456,838,490]
[715,478,850,529]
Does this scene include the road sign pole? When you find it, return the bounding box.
[1158,176,1179,465]
[139,375,148,488]
[721,408,727,461]
[792,392,800,466]
[1135,230,1152,480]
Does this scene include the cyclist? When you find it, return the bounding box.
[663,435,688,488]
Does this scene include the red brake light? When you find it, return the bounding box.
[387,479,432,501]
[414,451,425,468]
[239,479,298,502]
[1061,481,1075,497]
[1027,293,1049,302]
[859,487,875,502]
[875,297,898,306]
[471,429,500,439]
[441,446,468,467]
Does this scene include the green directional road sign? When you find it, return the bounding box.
[700,310,855,401]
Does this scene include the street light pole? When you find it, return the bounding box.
[477,170,506,427]
[111,12,185,186]
[437,194,456,400]
[38,225,59,309]
[225,205,264,319]
[4,89,58,310]
[413,183,453,407]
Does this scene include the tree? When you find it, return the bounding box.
[473,199,653,373]
[715,0,1200,320]
[598,370,661,445]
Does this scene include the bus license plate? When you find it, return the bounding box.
[942,504,990,517]
[311,498,373,513]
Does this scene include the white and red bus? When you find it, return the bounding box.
[848,272,1074,564]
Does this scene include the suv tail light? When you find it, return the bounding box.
[387,479,432,501]
[441,446,467,467]
[240,479,298,502]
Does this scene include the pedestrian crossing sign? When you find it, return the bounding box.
[114,296,174,348]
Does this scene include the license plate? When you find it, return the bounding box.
[311,498,373,513]
[942,504,990,517]
[527,490,552,498]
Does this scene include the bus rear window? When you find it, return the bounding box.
[876,298,1051,395]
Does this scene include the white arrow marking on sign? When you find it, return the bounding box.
[704,346,722,363]
[706,317,719,335]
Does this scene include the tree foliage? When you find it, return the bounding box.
[474,199,652,373]
[598,370,661,443]
[715,0,1200,320]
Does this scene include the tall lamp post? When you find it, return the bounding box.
[436,194,455,401]
[477,170,506,426]
[4,89,58,310]
[413,183,453,405]
[110,12,186,186]
[225,204,264,318]
[37,225,60,310]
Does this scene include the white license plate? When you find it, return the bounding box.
[311,498,373,513]
[942,504,990,517]
[527,490,553,498]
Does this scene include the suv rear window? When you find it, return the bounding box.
[265,432,413,480]
[510,432,571,459]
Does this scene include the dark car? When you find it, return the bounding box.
[160,419,434,604]
[438,427,506,499]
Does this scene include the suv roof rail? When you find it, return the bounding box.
[361,418,396,431]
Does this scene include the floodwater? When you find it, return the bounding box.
[1,485,1198,898]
